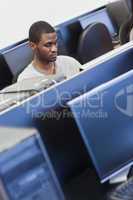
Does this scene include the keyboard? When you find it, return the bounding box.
[109,176,133,200]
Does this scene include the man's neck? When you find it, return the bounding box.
[32,58,56,75]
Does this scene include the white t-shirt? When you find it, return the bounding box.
[17,55,81,82]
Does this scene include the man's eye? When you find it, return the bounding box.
[44,43,52,47]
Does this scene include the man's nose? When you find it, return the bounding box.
[51,44,57,52]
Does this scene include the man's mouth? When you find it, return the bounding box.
[50,54,57,60]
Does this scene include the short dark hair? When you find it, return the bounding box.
[29,21,55,43]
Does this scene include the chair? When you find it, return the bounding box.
[77,22,113,64]
[106,0,131,31]
[119,14,133,44]
[119,0,133,44]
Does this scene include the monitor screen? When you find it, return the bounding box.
[80,8,117,37]
[68,70,133,183]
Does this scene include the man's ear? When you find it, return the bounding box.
[29,41,37,50]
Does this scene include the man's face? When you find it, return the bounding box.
[30,32,58,63]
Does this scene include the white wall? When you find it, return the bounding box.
[0,0,108,48]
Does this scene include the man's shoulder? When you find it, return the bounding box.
[57,55,81,69]
[20,62,33,73]
[57,55,79,63]
[56,55,81,78]
[17,63,37,82]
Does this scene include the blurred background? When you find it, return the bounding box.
[0,0,108,48]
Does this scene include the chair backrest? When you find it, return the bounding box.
[107,0,131,30]
[77,22,113,64]
[119,14,133,44]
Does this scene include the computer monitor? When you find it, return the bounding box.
[80,8,117,37]
[68,70,133,183]
[0,41,33,77]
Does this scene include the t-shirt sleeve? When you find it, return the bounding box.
[65,57,81,78]
[17,70,32,82]
[17,72,26,82]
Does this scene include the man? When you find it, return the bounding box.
[18,21,81,82]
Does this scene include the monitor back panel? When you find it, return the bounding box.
[0,132,64,200]
[68,70,133,183]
